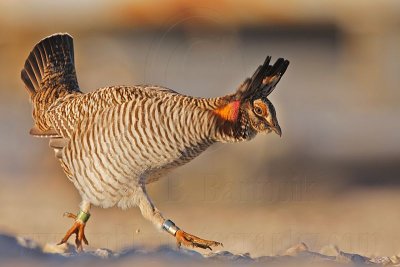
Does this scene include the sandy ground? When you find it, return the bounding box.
[1,232,398,267]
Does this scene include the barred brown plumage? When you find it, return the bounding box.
[21,33,289,251]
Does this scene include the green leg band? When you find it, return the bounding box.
[76,210,90,223]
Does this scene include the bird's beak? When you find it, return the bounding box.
[272,124,282,137]
[266,115,282,137]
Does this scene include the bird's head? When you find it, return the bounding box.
[241,96,281,137]
[214,57,289,141]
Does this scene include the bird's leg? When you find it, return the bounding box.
[162,219,223,250]
[136,187,222,250]
[58,200,91,252]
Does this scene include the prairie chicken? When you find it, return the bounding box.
[21,33,289,251]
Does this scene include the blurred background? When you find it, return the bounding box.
[0,0,399,258]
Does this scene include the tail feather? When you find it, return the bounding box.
[21,69,36,96]
[21,33,81,136]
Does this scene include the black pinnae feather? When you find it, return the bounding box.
[236,56,289,100]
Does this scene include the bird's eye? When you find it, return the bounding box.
[253,106,263,116]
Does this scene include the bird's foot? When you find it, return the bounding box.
[57,211,90,252]
[175,229,223,250]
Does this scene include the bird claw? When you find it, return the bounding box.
[58,212,89,252]
[175,230,223,250]
[63,212,77,220]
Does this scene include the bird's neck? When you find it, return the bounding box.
[213,100,240,122]
[199,96,256,143]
